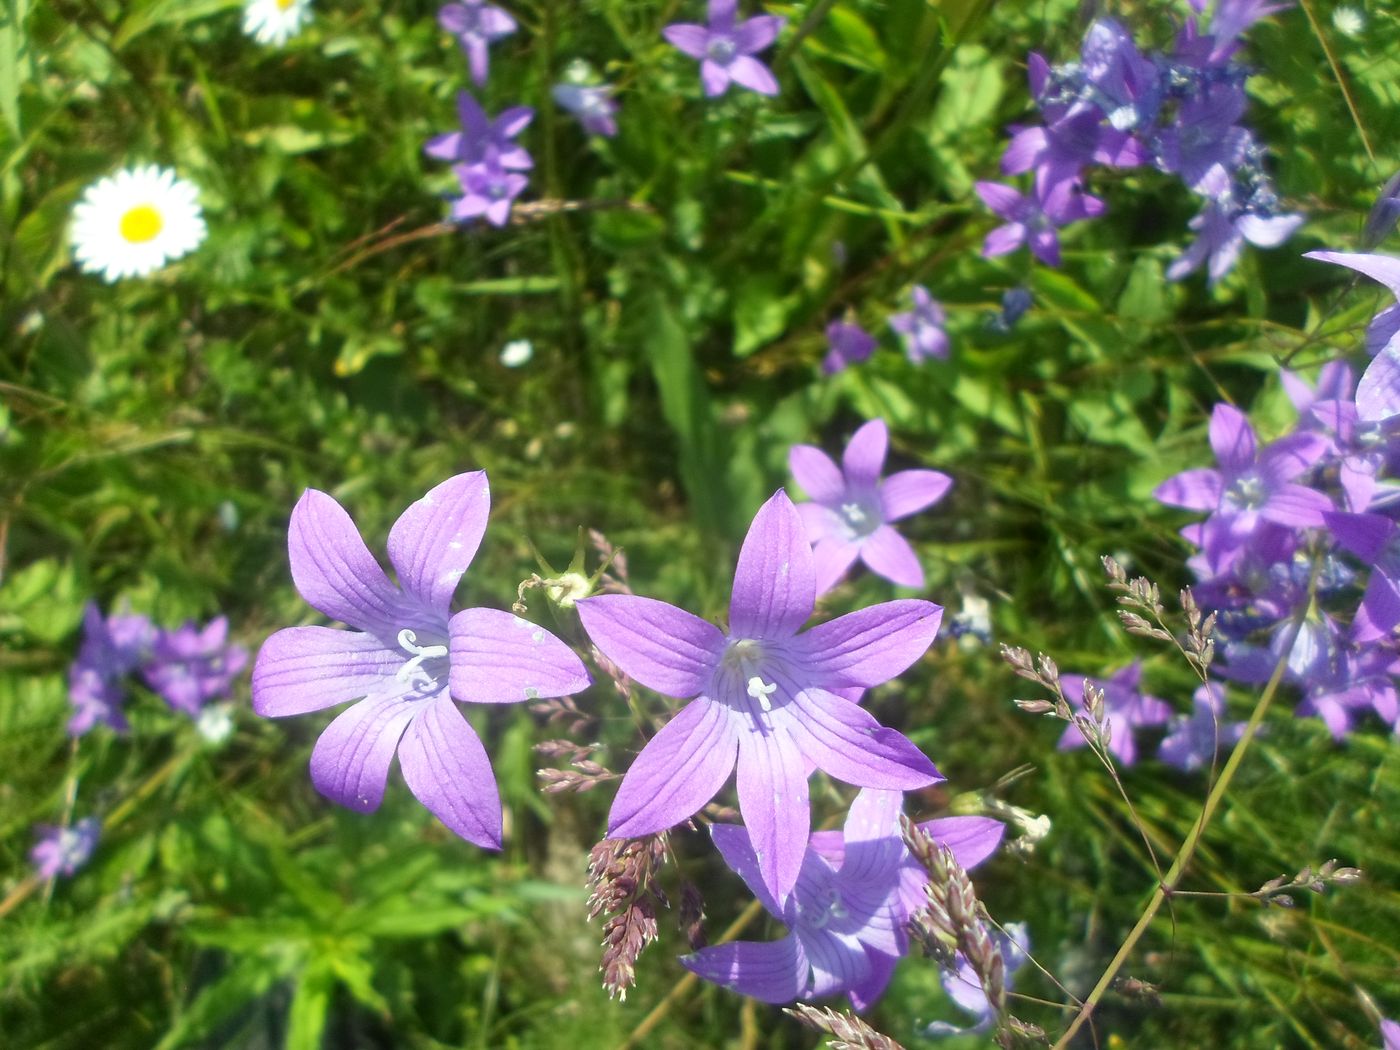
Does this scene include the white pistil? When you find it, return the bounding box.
[396,628,448,688]
[746,676,777,712]
[841,501,866,524]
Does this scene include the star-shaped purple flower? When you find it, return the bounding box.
[424,91,534,170]
[1167,196,1303,285]
[438,0,517,86]
[1154,403,1333,543]
[451,152,529,227]
[788,418,951,593]
[822,321,876,375]
[975,175,1105,267]
[576,492,943,904]
[888,286,950,364]
[143,617,248,717]
[1304,251,1400,422]
[31,818,100,879]
[252,472,591,848]
[682,789,1003,1007]
[1058,660,1172,766]
[663,0,785,98]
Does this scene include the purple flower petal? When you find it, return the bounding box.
[794,600,942,689]
[848,950,898,1013]
[983,223,1027,257]
[699,59,731,96]
[1358,339,1400,422]
[917,816,1005,870]
[663,23,710,59]
[784,687,941,789]
[252,626,401,717]
[736,723,810,904]
[841,419,888,489]
[309,690,419,813]
[576,594,725,697]
[447,607,590,703]
[880,469,952,521]
[288,489,414,636]
[838,788,906,882]
[729,491,816,641]
[1209,403,1256,472]
[681,935,808,1004]
[1259,484,1333,528]
[387,471,490,616]
[975,181,1023,219]
[859,525,924,589]
[710,822,784,917]
[1257,432,1330,484]
[733,14,784,52]
[399,693,502,848]
[609,698,739,836]
[1154,468,1224,511]
[727,55,779,95]
[812,535,862,595]
[788,445,846,504]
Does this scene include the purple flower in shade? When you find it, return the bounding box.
[975,175,1106,267]
[822,321,876,375]
[663,0,785,98]
[788,418,952,593]
[1153,83,1253,196]
[1383,1017,1400,1050]
[575,492,943,904]
[922,924,1030,1037]
[1154,403,1333,546]
[682,789,1003,1007]
[251,473,590,848]
[1362,170,1400,251]
[1303,251,1400,423]
[451,153,529,227]
[437,0,516,86]
[989,286,1033,333]
[888,286,949,363]
[1324,511,1400,643]
[1167,196,1303,285]
[1197,0,1290,63]
[1058,661,1172,766]
[30,818,100,879]
[424,91,534,170]
[68,665,128,736]
[1158,683,1247,772]
[143,617,249,717]
[552,84,619,138]
[76,602,156,677]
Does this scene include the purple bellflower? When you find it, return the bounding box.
[1382,1017,1400,1050]
[451,152,529,227]
[923,923,1030,1037]
[1362,170,1400,251]
[1001,111,1145,192]
[1154,402,1333,545]
[576,492,943,904]
[438,0,517,86]
[1076,18,1163,132]
[1194,0,1290,63]
[1058,661,1172,766]
[1167,196,1303,284]
[252,473,590,848]
[1304,251,1400,422]
[1153,83,1252,196]
[552,84,619,138]
[888,286,950,363]
[822,321,876,375]
[663,0,785,98]
[682,789,1003,1007]
[30,818,100,879]
[975,175,1105,267]
[1324,511,1400,642]
[67,602,156,735]
[1158,683,1247,772]
[68,666,127,736]
[788,418,952,593]
[143,617,248,717]
[425,91,534,170]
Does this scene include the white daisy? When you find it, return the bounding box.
[70,165,207,282]
[242,0,312,47]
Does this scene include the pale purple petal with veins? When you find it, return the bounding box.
[729,491,816,640]
[735,721,810,905]
[782,686,941,789]
[448,607,590,703]
[859,526,924,589]
[789,445,847,504]
[309,689,419,812]
[399,693,502,847]
[794,600,942,688]
[252,626,402,717]
[387,471,490,615]
[681,936,809,1003]
[576,594,725,697]
[881,470,952,521]
[842,419,888,489]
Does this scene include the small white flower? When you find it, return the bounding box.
[242,0,312,46]
[70,165,207,282]
[195,703,235,746]
[1332,6,1364,36]
[499,339,533,367]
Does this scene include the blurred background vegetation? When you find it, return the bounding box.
[3,0,1400,1046]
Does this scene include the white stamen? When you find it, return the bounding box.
[841,501,866,524]
[396,628,448,687]
[747,676,777,712]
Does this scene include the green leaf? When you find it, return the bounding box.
[732,275,794,358]
[287,958,335,1050]
[0,557,82,643]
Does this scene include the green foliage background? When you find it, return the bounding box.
[3,0,1399,1046]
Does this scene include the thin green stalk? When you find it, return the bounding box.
[1050,615,1302,1049]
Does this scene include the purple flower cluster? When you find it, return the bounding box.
[1155,387,1400,740]
[978,5,1301,282]
[663,0,784,99]
[68,602,246,735]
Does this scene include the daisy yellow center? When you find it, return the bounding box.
[276,0,296,9]
[118,204,163,244]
